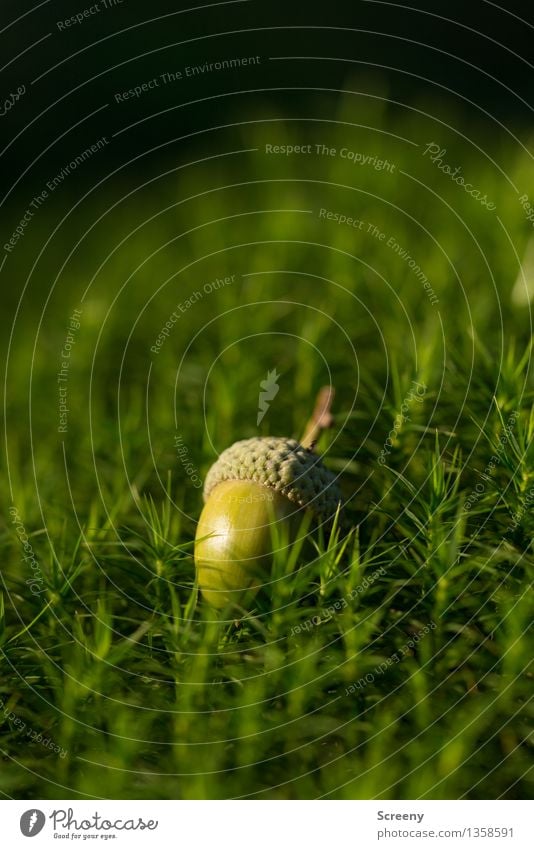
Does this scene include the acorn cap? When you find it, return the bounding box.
[203,436,342,521]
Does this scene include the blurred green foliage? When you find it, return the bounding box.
[1,96,533,798]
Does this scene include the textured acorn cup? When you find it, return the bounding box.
[194,436,342,609]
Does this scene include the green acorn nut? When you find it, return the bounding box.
[194,435,342,609]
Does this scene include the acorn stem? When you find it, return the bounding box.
[300,386,335,450]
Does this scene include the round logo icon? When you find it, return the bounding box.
[20,810,46,837]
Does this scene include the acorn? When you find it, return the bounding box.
[194,388,342,609]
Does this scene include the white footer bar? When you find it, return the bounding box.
[2,800,530,848]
